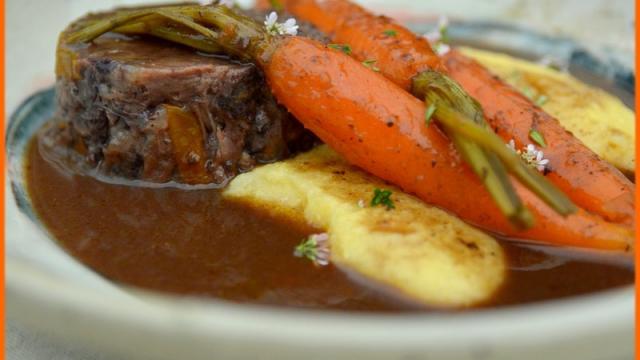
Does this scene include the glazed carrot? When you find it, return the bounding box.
[262,0,636,226]
[256,0,445,90]
[265,37,631,251]
[62,4,633,251]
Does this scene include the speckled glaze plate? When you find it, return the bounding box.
[6,20,635,360]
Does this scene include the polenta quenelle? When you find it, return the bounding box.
[225,146,507,307]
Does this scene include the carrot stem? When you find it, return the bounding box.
[447,128,533,228]
[64,9,160,43]
[152,8,220,40]
[64,5,276,62]
[434,104,577,215]
[174,6,275,61]
[113,16,223,53]
[413,71,577,216]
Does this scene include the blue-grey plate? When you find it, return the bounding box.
[7,88,55,227]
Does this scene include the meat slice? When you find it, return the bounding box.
[46,34,312,185]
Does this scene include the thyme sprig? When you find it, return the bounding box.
[328,43,352,55]
[362,59,380,72]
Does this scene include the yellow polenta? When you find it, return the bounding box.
[224,146,506,308]
[461,47,635,176]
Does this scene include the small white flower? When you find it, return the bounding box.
[264,11,278,28]
[357,199,366,208]
[433,43,450,56]
[424,16,448,42]
[264,11,299,36]
[423,15,450,56]
[313,233,331,266]
[507,139,549,172]
[423,29,441,44]
[294,233,330,266]
[282,18,299,35]
[532,149,550,172]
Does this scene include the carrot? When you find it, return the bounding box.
[62,4,633,251]
[257,0,445,90]
[163,105,213,184]
[265,37,631,251]
[262,0,635,226]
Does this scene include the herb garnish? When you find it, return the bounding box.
[520,85,548,107]
[371,188,395,210]
[383,29,398,37]
[328,43,352,55]
[508,72,549,107]
[423,16,451,55]
[507,140,550,172]
[529,129,547,147]
[362,59,380,72]
[424,103,437,126]
[534,95,549,106]
[264,12,299,36]
[294,233,330,266]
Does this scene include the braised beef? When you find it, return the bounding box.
[45,34,315,185]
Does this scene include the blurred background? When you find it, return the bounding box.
[5,0,635,359]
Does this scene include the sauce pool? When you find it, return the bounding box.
[26,139,634,312]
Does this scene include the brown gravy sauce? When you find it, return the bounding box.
[26,139,634,312]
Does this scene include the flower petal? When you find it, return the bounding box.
[436,43,451,55]
[424,31,441,44]
[284,26,298,36]
[266,12,278,26]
